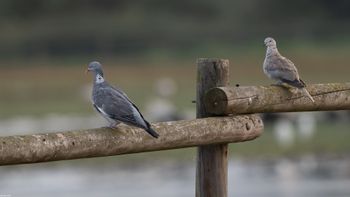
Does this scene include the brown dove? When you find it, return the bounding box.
[263,37,315,102]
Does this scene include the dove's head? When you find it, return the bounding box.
[87,61,104,76]
[264,37,277,47]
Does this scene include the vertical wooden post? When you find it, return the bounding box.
[196,58,229,197]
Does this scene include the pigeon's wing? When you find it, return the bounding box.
[111,86,130,99]
[111,86,152,128]
[266,54,300,82]
[108,86,159,137]
[93,85,147,128]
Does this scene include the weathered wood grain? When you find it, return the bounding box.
[205,83,350,115]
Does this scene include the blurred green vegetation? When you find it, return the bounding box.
[0,0,349,60]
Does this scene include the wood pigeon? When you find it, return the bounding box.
[86,61,159,138]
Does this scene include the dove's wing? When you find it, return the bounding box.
[265,54,300,81]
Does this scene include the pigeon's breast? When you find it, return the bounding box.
[92,84,106,107]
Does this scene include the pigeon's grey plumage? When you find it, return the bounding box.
[87,61,159,138]
[263,37,315,102]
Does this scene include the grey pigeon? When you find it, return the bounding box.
[263,37,315,102]
[86,61,159,138]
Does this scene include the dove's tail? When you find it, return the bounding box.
[302,88,315,103]
[144,127,159,138]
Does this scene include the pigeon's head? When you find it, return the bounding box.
[87,61,103,76]
[264,37,277,47]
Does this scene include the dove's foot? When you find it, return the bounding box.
[271,82,292,89]
[102,126,118,130]
[271,83,284,87]
[271,84,289,89]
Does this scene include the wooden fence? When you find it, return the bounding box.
[0,58,349,197]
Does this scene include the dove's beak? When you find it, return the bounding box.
[85,69,90,74]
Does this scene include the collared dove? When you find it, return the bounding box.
[86,61,159,138]
[263,37,315,102]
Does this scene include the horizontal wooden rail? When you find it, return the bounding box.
[205,83,350,115]
[0,115,263,166]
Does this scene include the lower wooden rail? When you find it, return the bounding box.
[0,115,263,166]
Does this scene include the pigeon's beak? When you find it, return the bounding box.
[85,69,90,74]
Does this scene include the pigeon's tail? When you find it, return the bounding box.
[144,127,159,138]
[302,88,315,103]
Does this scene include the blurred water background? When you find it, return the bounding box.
[0,1,350,196]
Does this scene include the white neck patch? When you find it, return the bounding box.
[95,74,105,84]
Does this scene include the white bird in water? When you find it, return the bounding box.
[263,37,315,102]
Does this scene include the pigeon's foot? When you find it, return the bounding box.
[106,121,121,129]
[101,123,119,130]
